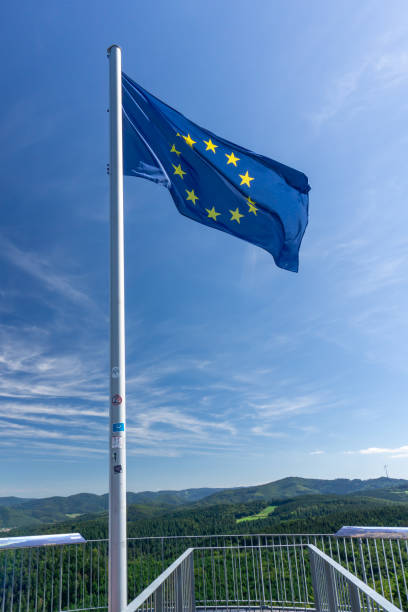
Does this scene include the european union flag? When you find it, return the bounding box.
[122,73,310,272]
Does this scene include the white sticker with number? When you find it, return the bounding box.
[111,436,123,448]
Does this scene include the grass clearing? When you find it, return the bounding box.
[236,505,277,523]
[66,513,83,518]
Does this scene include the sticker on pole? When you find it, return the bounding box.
[112,422,124,432]
[111,367,119,379]
[112,436,123,448]
[111,394,122,405]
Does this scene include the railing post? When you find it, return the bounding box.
[309,548,322,612]
[58,547,63,612]
[223,548,229,608]
[358,538,369,584]
[324,563,338,612]
[155,584,163,612]
[348,581,361,612]
[257,536,266,607]
[190,553,196,612]
[176,565,183,612]
[358,538,372,612]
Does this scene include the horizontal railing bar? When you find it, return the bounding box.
[195,601,316,612]
[192,544,305,550]
[126,532,334,541]
[0,533,335,550]
[196,600,312,605]
[309,544,401,611]
[126,547,194,612]
[85,539,109,543]
[0,532,341,550]
[196,595,312,600]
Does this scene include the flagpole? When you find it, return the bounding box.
[107,44,127,612]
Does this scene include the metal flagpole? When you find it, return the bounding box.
[107,44,127,612]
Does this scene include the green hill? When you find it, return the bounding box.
[9,493,408,541]
[2,477,408,531]
[348,485,408,502]
[198,477,408,505]
[0,488,221,529]
[126,487,221,506]
[0,497,32,507]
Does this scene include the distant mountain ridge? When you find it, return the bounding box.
[0,488,221,528]
[198,477,408,505]
[0,487,221,511]
[0,497,31,507]
[1,477,407,530]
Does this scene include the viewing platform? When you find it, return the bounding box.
[0,533,405,611]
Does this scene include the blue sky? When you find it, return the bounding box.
[1,1,408,497]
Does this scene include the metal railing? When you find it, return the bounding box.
[127,533,408,608]
[309,544,401,612]
[0,539,109,612]
[192,544,312,610]
[0,534,406,611]
[127,548,195,612]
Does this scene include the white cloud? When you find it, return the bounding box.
[374,52,408,88]
[346,445,408,459]
[0,401,105,421]
[310,45,408,128]
[251,394,328,419]
[251,426,286,438]
[0,324,106,402]
[310,62,368,127]
[0,236,95,309]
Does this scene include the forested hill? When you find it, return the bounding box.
[0,488,221,529]
[1,477,408,530]
[9,494,408,541]
[199,476,408,505]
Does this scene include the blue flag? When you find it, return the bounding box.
[122,73,310,272]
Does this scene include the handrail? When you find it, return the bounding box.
[2,533,339,548]
[126,532,334,541]
[308,544,401,611]
[127,547,194,612]
[1,534,406,611]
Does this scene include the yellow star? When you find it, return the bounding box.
[247,196,258,215]
[229,208,244,224]
[183,133,196,148]
[172,163,186,179]
[239,170,254,187]
[206,206,221,221]
[185,189,199,205]
[170,144,181,156]
[226,152,240,166]
[203,138,218,153]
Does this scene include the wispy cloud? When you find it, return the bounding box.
[251,426,286,438]
[374,51,408,88]
[0,323,106,402]
[310,45,408,128]
[250,393,330,419]
[0,236,96,311]
[310,61,368,127]
[347,445,408,459]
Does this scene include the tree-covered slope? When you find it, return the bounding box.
[0,488,221,529]
[2,477,408,531]
[198,477,408,505]
[9,493,408,541]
